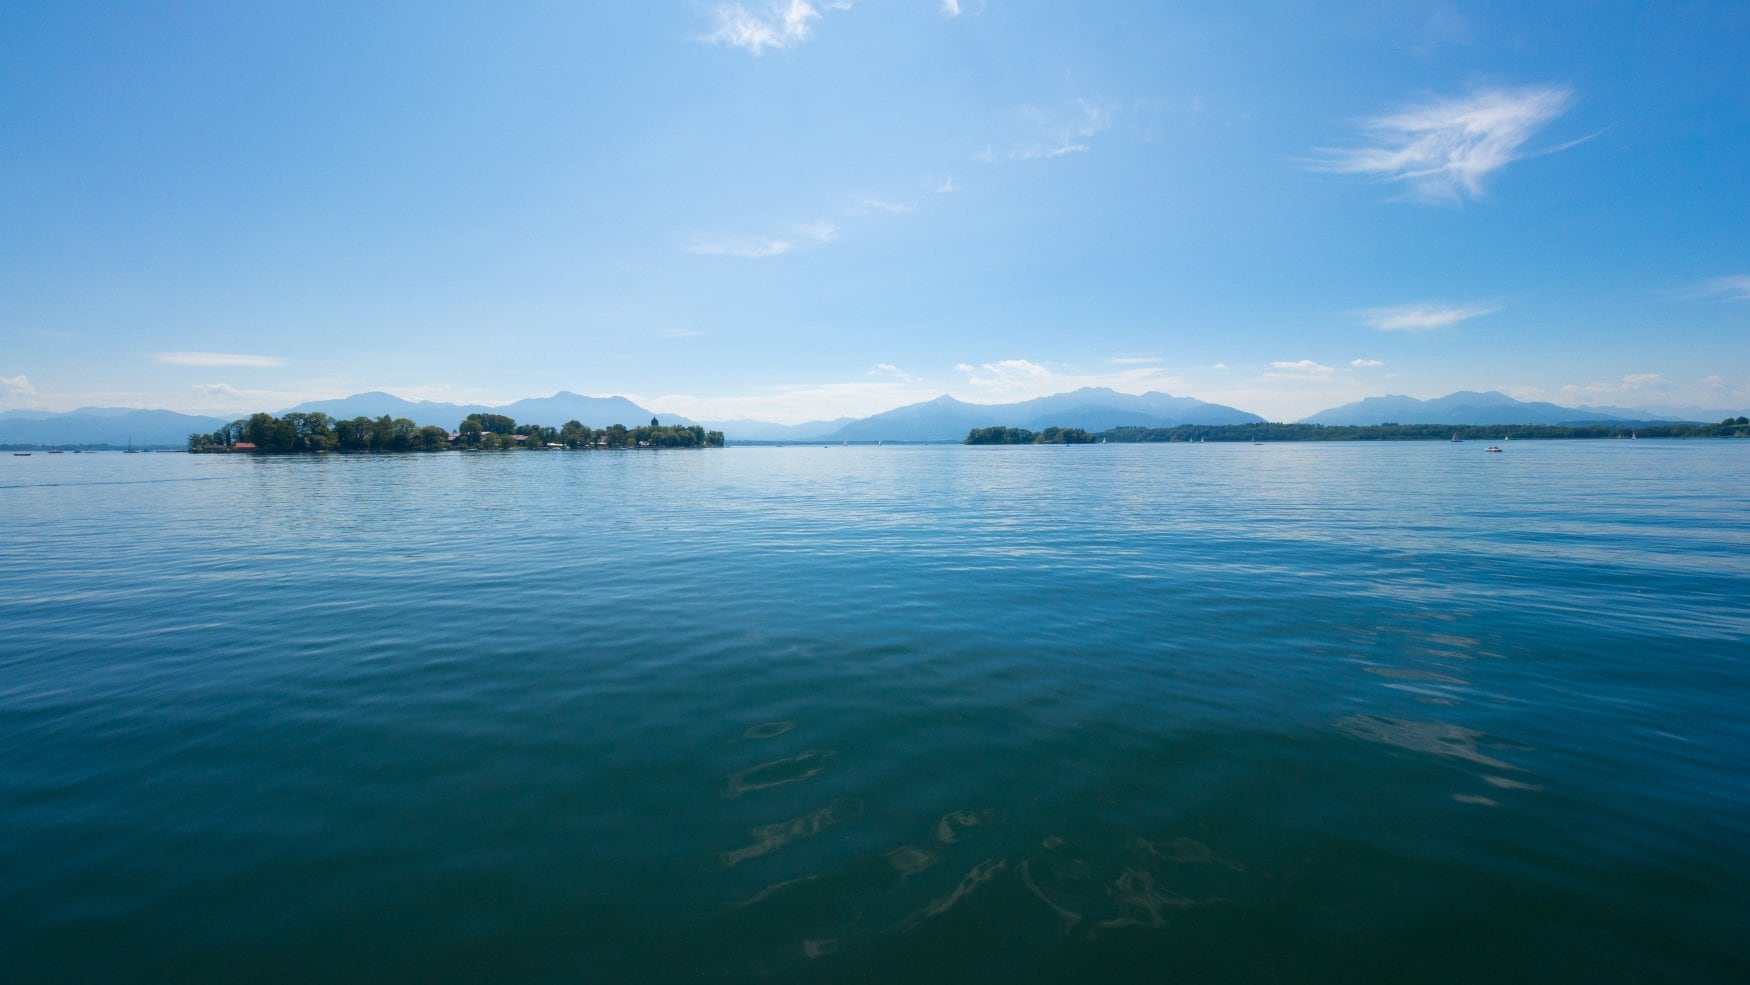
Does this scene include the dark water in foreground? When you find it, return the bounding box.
[2,442,1746,983]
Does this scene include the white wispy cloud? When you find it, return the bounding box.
[686,221,837,258]
[1358,302,1499,332]
[704,1,844,55]
[1528,373,1750,413]
[868,363,913,381]
[928,175,956,194]
[954,357,1185,400]
[1,373,37,405]
[1264,360,1336,380]
[958,359,1053,394]
[192,383,245,401]
[181,381,325,414]
[1351,358,1384,367]
[941,0,961,15]
[662,328,703,339]
[152,351,286,368]
[982,98,1114,163]
[1690,274,1750,301]
[851,193,915,215]
[1312,85,1576,201]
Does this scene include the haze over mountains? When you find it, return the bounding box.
[1300,391,1683,427]
[2,388,1739,447]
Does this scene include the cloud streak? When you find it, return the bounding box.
[1692,274,1750,302]
[851,193,914,215]
[953,357,1186,400]
[704,2,844,55]
[1540,373,1750,413]
[1312,85,1575,201]
[687,221,837,258]
[153,351,286,368]
[1358,302,1499,332]
[980,98,1114,163]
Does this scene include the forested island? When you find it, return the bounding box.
[965,426,1098,444]
[967,419,1750,444]
[189,412,724,453]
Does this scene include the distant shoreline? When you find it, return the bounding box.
[967,421,1750,444]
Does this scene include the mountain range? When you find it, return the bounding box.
[819,389,1264,442]
[2,388,1740,447]
[1299,391,1688,427]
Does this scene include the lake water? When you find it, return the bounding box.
[2,442,1746,983]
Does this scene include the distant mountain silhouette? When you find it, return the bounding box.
[499,392,695,427]
[0,409,230,447]
[824,388,1262,442]
[282,391,492,426]
[1298,390,1681,426]
[696,418,851,442]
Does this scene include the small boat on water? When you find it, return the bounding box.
[12,452,30,456]
[1485,446,1503,453]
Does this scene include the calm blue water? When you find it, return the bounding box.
[2,442,1747,983]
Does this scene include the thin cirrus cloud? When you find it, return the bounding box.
[1692,274,1750,301]
[1351,358,1384,367]
[979,98,1114,163]
[1358,302,1499,332]
[1312,85,1577,202]
[152,351,285,368]
[954,357,1184,400]
[703,1,850,55]
[686,221,838,258]
[851,193,915,215]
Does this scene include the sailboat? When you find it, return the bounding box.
[125,436,139,454]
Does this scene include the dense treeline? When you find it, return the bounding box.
[964,426,1098,445]
[1097,420,1750,442]
[963,419,1750,446]
[190,412,724,453]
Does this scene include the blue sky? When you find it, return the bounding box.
[3,1,1747,422]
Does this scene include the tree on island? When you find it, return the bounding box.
[964,426,1096,445]
[190,410,723,453]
